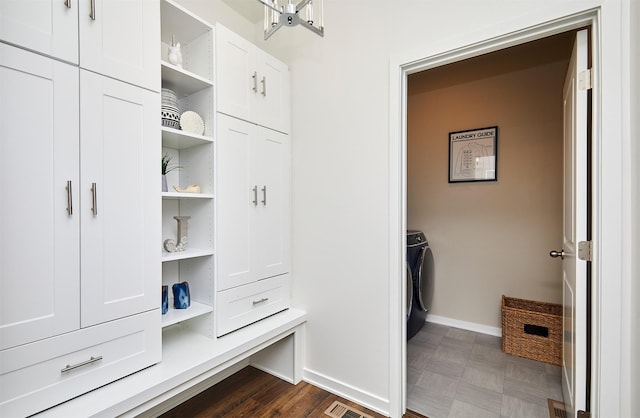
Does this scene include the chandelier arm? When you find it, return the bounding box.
[298,19,324,37]
[264,21,284,40]
[295,0,313,12]
[255,0,281,14]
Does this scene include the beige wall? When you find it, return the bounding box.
[407,34,574,329]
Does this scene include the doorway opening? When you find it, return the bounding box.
[404,31,577,417]
[388,10,600,418]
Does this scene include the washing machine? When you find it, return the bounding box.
[406,230,434,340]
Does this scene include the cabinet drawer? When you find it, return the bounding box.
[216,274,290,336]
[0,310,160,417]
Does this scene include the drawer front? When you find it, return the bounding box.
[0,310,160,417]
[216,274,290,336]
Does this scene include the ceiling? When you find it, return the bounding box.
[222,0,263,23]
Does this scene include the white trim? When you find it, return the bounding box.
[388,7,609,418]
[426,315,502,338]
[303,368,390,416]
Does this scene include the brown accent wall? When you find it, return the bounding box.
[407,33,574,328]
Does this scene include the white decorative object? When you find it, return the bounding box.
[168,35,183,68]
[180,111,205,135]
[173,184,201,193]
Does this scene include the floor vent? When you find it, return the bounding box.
[324,400,374,418]
[548,399,568,418]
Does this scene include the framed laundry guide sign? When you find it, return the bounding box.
[448,126,498,183]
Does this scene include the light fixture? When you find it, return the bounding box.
[256,0,324,40]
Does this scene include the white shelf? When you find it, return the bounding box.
[161,61,212,97]
[162,126,213,149]
[162,191,214,199]
[162,248,214,262]
[162,301,213,328]
[161,0,212,45]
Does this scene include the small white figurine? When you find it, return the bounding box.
[168,35,183,68]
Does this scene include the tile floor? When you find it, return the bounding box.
[407,322,563,418]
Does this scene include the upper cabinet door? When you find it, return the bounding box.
[80,70,160,327]
[0,0,78,64]
[79,0,159,92]
[216,23,254,123]
[0,43,80,350]
[255,51,290,134]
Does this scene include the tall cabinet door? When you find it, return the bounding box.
[0,0,78,64]
[216,24,254,123]
[0,43,79,350]
[254,126,291,279]
[217,114,256,291]
[255,52,290,134]
[80,70,160,327]
[78,0,159,91]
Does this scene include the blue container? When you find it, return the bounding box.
[161,285,168,314]
[172,282,190,309]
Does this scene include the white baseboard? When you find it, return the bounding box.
[426,314,502,337]
[303,368,389,416]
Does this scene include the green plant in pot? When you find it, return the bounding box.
[161,153,181,192]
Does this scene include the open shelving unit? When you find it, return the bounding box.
[160,0,216,338]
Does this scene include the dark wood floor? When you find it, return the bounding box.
[161,366,427,418]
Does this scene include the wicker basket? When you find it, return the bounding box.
[501,295,562,365]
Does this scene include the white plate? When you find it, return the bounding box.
[180,111,204,135]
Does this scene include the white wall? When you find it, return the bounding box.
[257,0,634,415]
[626,0,639,415]
[175,1,636,415]
[407,35,571,329]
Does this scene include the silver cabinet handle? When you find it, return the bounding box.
[66,180,73,215]
[252,186,258,206]
[261,76,266,97]
[252,71,258,93]
[64,0,71,8]
[549,249,565,260]
[252,297,268,306]
[90,182,98,215]
[89,0,95,20]
[261,186,267,205]
[61,356,102,373]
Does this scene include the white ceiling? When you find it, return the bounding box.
[222,0,263,23]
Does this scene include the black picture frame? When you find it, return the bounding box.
[448,126,498,183]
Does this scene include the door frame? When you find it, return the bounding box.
[388,9,607,418]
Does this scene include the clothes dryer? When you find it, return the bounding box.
[406,230,434,340]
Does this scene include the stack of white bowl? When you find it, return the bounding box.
[161,88,181,129]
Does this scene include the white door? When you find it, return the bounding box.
[558,29,589,418]
[255,126,291,279]
[80,70,160,327]
[78,0,159,91]
[217,114,255,291]
[0,0,78,64]
[0,43,79,349]
[216,24,255,123]
[255,51,290,133]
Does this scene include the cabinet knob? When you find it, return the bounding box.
[66,180,73,215]
[252,186,258,206]
[64,0,71,8]
[261,186,267,205]
[89,0,96,20]
[261,76,266,97]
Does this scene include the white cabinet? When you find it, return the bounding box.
[216,23,290,133]
[0,0,159,92]
[0,0,78,64]
[0,12,160,418]
[160,0,216,337]
[217,114,291,293]
[80,70,160,327]
[0,42,79,351]
[79,0,159,92]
